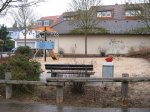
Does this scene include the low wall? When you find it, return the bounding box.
[47,34,150,55]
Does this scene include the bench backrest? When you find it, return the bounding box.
[45,64,93,71]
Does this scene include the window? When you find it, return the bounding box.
[37,21,42,26]
[125,9,141,17]
[97,11,112,18]
[63,16,74,21]
[43,20,50,26]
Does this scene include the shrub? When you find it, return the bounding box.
[15,46,33,58]
[9,55,41,81]
[70,27,108,34]
[71,82,85,94]
[0,56,14,79]
[98,47,107,57]
[0,55,42,95]
[127,46,150,58]
[58,48,65,56]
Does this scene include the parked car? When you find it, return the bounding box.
[11,48,17,54]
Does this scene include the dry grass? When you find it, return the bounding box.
[6,83,150,108]
[127,47,150,59]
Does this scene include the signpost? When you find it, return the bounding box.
[36,26,59,62]
[36,41,54,50]
[35,41,54,61]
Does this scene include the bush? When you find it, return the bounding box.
[9,55,41,80]
[15,46,33,58]
[0,56,14,79]
[127,46,150,58]
[98,47,107,57]
[0,55,42,95]
[71,82,85,94]
[58,48,65,56]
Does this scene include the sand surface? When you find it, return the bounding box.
[36,57,150,79]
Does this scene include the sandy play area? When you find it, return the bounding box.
[10,57,149,107]
[37,57,150,79]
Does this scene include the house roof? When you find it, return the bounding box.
[7,27,22,32]
[14,38,38,41]
[32,16,60,33]
[62,11,77,17]
[32,26,56,33]
[40,16,60,24]
[51,4,150,34]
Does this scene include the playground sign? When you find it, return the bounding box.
[36,41,54,49]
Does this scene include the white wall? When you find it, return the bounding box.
[15,40,36,49]
[47,35,150,55]
[87,35,150,54]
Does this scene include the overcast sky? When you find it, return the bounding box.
[1,0,125,27]
[36,0,123,17]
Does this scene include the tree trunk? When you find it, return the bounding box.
[85,33,87,55]
[24,28,27,46]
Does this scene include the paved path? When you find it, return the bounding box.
[0,101,149,112]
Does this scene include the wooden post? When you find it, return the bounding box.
[7,52,11,57]
[56,82,64,104]
[57,104,63,112]
[121,108,128,112]
[5,72,12,99]
[121,73,129,105]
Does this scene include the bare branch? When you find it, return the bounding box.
[68,0,102,55]
[0,0,45,15]
[12,0,37,46]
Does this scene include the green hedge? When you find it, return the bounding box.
[15,46,33,58]
[0,55,42,95]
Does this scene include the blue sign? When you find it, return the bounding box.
[36,41,54,49]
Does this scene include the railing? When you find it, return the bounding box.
[1,72,150,105]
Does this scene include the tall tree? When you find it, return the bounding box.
[128,0,150,29]
[13,0,36,46]
[69,0,102,55]
[0,25,10,51]
[0,0,44,15]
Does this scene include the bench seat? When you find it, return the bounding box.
[45,64,94,77]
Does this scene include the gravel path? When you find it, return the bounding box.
[37,57,150,80]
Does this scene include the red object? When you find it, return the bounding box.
[105,57,113,62]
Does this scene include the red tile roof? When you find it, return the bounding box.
[40,16,60,23]
[32,26,56,33]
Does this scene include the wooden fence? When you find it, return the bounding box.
[1,72,150,105]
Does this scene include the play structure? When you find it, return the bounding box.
[49,50,58,60]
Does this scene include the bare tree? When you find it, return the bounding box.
[127,0,150,29]
[13,0,36,46]
[0,0,44,15]
[69,0,102,55]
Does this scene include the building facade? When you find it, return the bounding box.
[48,3,150,55]
[9,3,150,55]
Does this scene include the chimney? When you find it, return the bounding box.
[126,2,129,5]
[125,0,129,4]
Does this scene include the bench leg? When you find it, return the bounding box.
[51,73,57,77]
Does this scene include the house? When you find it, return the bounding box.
[8,28,37,49]
[10,3,150,55]
[37,15,60,27]
[46,3,150,55]
[9,16,59,49]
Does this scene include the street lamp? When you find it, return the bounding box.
[44,27,47,62]
[39,27,47,62]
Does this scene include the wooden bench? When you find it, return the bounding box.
[45,64,95,77]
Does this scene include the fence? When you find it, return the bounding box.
[1,72,150,105]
